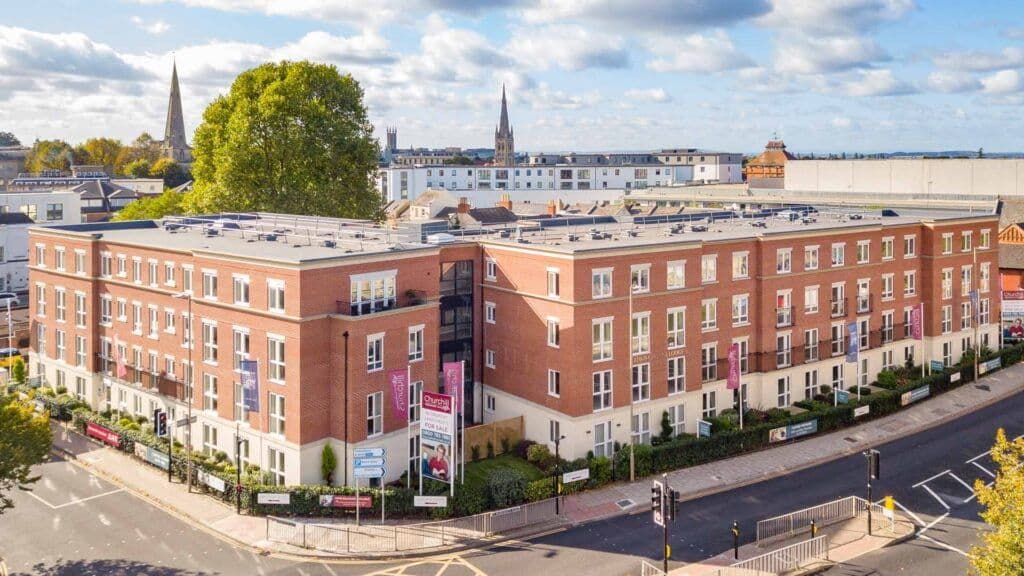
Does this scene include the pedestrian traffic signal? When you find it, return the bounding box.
[666,489,679,522]
[155,409,168,437]
[651,480,665,527]
[866,449,880,480]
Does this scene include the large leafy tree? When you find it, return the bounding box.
[114,132,163,176]
[112,189,186,221]
[187,60,381,218]
[150,157,190,188]
[970,429,1024,573]
[75,137,123,175]
[0,131,20,146]
[0,394,52,514]
[25,139,74,172]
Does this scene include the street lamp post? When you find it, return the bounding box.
[173,291,194,493]
[628,282,635,483]
[235,433,248,514]
[553,434,565,514]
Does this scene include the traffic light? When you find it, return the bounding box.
[651,482,662,512]
[155,409,168,437]
[867,449,880,480]
[651,480,665,527]
[666,489,679,522]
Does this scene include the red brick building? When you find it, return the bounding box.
[28,209,999,484]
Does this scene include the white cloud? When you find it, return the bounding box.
[926,70,981,93]
[646,30,754,73]
[393,15,512,84]
[624,88,671,103]
[759,0,916,33]
[506,25,628,71]
[130,16,171,35]
[522,82,601,110]
[520,0,771,31]
[981,69,1024,94]
[774,35,888,74]
[831,116,852,128]
[130,0,406,25]
[933,47,1024,73]
[0,25,149,81]
[842,68,915,96]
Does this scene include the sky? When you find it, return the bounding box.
[0,0,1022,155]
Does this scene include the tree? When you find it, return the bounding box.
[187,60,381,218]
[659,410,674,442]
[25,139,74,172]
[444,155,475,165]
[75,137,123,174]
[970,428,1024,574]
[112,189,186,221]
[0,394,52,514]
[124,159,152,178]
[11,357,25,384]
[321,442,338,485]
[114,133,163,175]
[149,157,189,188]
[0,131,20,147]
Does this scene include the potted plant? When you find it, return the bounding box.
[405,289,425,305]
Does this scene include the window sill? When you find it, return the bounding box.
[732,321,750,328]
[367,367,383,374]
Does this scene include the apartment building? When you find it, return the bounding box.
[28,208,998,484]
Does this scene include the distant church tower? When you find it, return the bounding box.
[386,126,398,153]
[494,85,514,166]
[162,60,192,166]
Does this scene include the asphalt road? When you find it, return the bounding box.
[2,386,1020,576]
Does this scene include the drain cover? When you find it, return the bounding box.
[616,499,635,509]
[976,385,991,392]
[844,437,859,443]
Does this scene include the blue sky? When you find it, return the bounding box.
[0,0,1022,154]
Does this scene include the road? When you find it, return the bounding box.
[2,387,1020,576]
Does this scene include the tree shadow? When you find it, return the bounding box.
[12,558,216,576]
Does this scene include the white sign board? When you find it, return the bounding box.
[562,468,590,484]
[414,495,449,508]
[257,492,291,505]
[353,447,385,458]
[950,372,961,383]
[854,405,870,418]
[199,470,227,492]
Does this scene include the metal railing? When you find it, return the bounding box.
[756,496,857,545]
[730,535,829,575]
[640,560,666,576]
[267,497,560,555]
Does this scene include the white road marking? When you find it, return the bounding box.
[946,473,976,494]
[52,488,123,509]
[972,461,996,478]
[25,490,56,509]
[966,451,990,464]
[920,533,970,557]
[321,563,338,576]
[921,485,951,510]
[918,512,950,538]
[893,499,926,527]
[97,513,111,526]
[913,470,951,488]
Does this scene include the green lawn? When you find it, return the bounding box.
[463,454,544,490]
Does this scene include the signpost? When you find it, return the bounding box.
[175,415,197,427]
[414,495,448,508]
[698,420,712,438]
[352,447,386,526]
[256,492,290,505]
[836,389,850,404]
[562,468,590,484]
[900,385,931,406]
[854,405,870,418]
[930,360,944,373]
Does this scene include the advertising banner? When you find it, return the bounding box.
[854,405,871,418]
[726,343,740,390]
[900,385,931,406]
[698,420,712,438]
[257,492,290,505]
[836,389,850,404]
[769,419,819,443]
[420,392,454,484]
[443,362,464,414]
[846,322,859,363]
[199,470,227,492]
[414,495,448,508]
[86,421,121,447]
[320,494,373,508]
[911,304,923,340]
[970,290,980,324]
[134,442,169,470]
[240,359,260,412]
[388,369,409,421]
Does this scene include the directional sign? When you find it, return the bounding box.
[353,447,385,459]
[355,457,385,468]
[176,416,197,427]
[414,495,448,508]
[353,467,386,479]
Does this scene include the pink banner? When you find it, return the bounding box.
[115,338,127,379]
[726,343,740,390]
[443,362,464,414]
[911,304,923,340]
[86,421,120,447]
[388,369,409,421]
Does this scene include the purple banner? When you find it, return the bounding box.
[240,359,260,412]
[911,304,923,340]
[846,322,859,364]
[970,290,980,323]
[389,369,409,421]
[726,343,740,390]
[443,362,463,414]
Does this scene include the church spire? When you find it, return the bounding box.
[162,59,191,164]
[494,84,514,165]
[497,83,511,137]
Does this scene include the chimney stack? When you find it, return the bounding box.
[457,197,471,214]
[497,193,513,210]
[547,199,558,216]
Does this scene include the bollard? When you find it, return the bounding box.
[810,519,818,539]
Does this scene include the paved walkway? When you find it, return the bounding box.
[47,361,1024,560]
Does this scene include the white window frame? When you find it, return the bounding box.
[591,268,613,299]
[366,333,384,372]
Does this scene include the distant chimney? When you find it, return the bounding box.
[497,193,512,210]
[457,197,471,214]
[547,199,558,216]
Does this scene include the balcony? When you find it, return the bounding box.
[856,295,872,314]
[830,298,847,318]
[776,307,794,328]
[340,297,398,316]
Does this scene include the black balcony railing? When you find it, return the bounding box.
[776,307,794,328]
[830,297,847,318]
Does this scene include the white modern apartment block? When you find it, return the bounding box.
[0,190,81,294]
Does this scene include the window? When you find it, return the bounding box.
[667,260,685,289]
[46,203,63,221]
[100,253,112,277]
[536,268,559,301]
[267,447,285,486]
[592,268,612,298]
[202,271,218,299]
[882,311,894,343]
[831,323,845,356]
[547,318,560,348]
[145,306,157,338]
[33,245,46,268]
[164,262,175,286]
[54,288,66,322]
[267,280,285,313]
[233,382,249,422]
[731,294,749,325]
[164,309,176,334]
[980,298,991,324]
[777,291,793,327]
[904,308,914,339]
[409,380,423,423]
[408,325,424,361]
[961,231,972,252]
[485,259,497,281]
[831,243,845,267]
[631,265,650,293]
[981,229,991,249]
[701,254,717,283]
[132,302,142,334]
[701,344,717,382]
[804,329,819,362]
[882,274,894,300]
[943,341,953,366]
[75,251,86,274]
[804,370,818,399]
[367,392,383,437]
[592,318,613,361]
[777,376,791,407]
[667,307,686,348]
[549,420,561,444]
[856,280,871,313]
[701,299,718,330]
[668,404,685,436]
[116,298,126,322]
[960,265,973,297]
[100,295,111,324]
[182,266,193,293]
[942,269,953,300]
[942,233,953,254]
[54,248,65,271]
[202,424,218,456]
[980,262,990,293]
[832,364,844,390]
[631,363,650,403]
[881,237,894,260]
[35,283,46,317]
[55,329,66,361]
[668,357,685,394]
[631,313,650,355]
[904,235,916,258]
[203,373,218,411]
[268,336,285,381]
[483,302,496,324]
[805,286,819,314]
[804,246,819,271]
[732,252,749,279]
[182,314,193,348]
[736,338,749,374]
[961,302,972,330]
[776,248,792,274]
[75,335,86,367]
[148,260,158,286]
[859,318,869,350]
[591,370,614,412]
[75,293,86,327]
[856,240,870,264]
[130,258,139,281]
[202,321,218,363]
[702,391,717,419]
[548,370,561,397]
[233,275,250,305]
[593,421,613,458]
[941,305,952,334]
[631,412,651,445]
[367,333,384,372]
[36,323,46,355]
[776,333,792,368]
[904,271,916,296]
[269,393,285,435]
[485,349,495,368]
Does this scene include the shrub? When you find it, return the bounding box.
[856,386,872,396]
[820,384,833,395]
[527,443,552,465]
[500,436,510,454]
[135,414,148,425]
[320,443,337,485]
[515,439,536,460]
[525,478,555,502]
[588,457,612,487]
[11,357,25,383]
[471,444,481,461]
[487,468,527,508]
[214,450,229,463]
[612,443,654,479]
[744,409,769,424]
[709,415,736,434]
[876,370,898,390]
[794,400,816,411]
[486,441,495,459]
[56,386,68,395]
[659,410,674,442]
